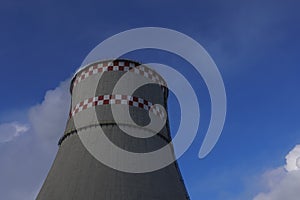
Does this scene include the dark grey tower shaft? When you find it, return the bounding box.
[37,59,190,200]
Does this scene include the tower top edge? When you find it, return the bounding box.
[70,58,168,94]
[73,58,144,77]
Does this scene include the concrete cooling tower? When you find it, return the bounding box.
[37,59,190,200]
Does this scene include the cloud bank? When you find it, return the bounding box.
[0,79,70,200]
[253,145,300,200]
[29,79,70,147]
[285,145,300,172]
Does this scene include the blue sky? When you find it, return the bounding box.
[1,0,300,199]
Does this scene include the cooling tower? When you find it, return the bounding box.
[37,59,190,200]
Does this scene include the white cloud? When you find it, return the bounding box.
[253,145,300,200]
[0,78,71,200]
[0,122,29,143]
[0,79,70,146]
[285,145,300,172]
[28,79,71,146]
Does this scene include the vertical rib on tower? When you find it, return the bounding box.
[37,59,190,200]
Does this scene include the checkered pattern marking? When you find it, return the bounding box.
[70,94,166,120]
[72,60,167,89]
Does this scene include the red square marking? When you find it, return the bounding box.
[144,100,148,105]
[133,96,138,102]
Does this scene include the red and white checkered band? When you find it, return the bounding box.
[70,94,166,120]
[72,60,167,89]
